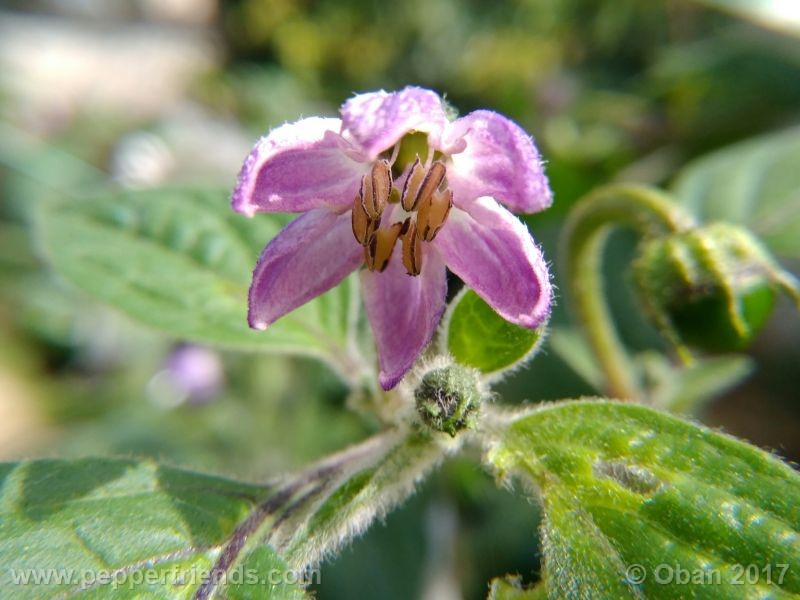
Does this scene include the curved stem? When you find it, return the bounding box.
[561,184,696,400]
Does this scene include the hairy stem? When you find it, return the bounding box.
[561,184,696,400]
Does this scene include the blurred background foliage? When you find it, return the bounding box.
[0,1,798,598]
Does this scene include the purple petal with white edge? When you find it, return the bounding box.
[361,250,448,389]
[442,110,552,214]
[433,197,552,328]
[341,87,448,161]
[248,208,363,330]
[232,117,366,216]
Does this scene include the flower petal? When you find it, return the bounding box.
[361,250,448,389]
[443,110,552,214]
[433,197,552,328]
[248,208,362,329]
[341,87,448,161]
[232,117,366,216]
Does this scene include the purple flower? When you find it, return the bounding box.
[232,87,553,389]
[148,344,223,407]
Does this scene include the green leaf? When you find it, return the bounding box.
[0,458,303,599]
[0,431,447,597]
[443,289,544,378]
[0,121,103,205]
[488,400,800,599]
[35,186,360,376]
[672,127,800,259]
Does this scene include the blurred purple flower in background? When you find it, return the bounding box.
[148,344,223,408]
[233,87,553,389]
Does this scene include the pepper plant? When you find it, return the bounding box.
[3,87,800,600]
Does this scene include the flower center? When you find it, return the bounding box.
[351,155,453,276]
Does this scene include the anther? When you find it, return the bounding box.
[365,222,403,272]
[372,159,392,214]
[354,156,451,275]
[401,157,425,211]
[363,159,391,218]
[417,189,452,242]
[352,195,380,246]
[353,159,393,246]
[401,158,446,212]
[401,219,422,276]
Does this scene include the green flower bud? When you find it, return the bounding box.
[415,364,481,437]
[632,223,782,354]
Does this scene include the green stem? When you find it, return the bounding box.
[561,184,696,400]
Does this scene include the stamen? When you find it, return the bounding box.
[360,171,374,217]
[401,159,446,212]
[417,189,452,242]
[352,155,452,275]
[365,222,403,272]
[352,195,379,246]
[401,219,422,276]
[360,160,392,219]
[400,156,425,211]
[370,159,392,216]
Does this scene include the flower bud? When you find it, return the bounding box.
[414,364,482,437]
[632,223,779,353]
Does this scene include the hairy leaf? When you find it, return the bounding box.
[0,458,302,599]
[443,289,544,378]
[35,187,360,378]
[487,400,800,598]
[0,430,450,598]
